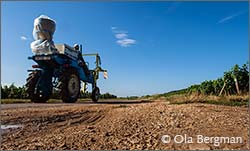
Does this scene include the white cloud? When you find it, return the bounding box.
[218,11,246,24]
[115,33,128,39]
[111,27,136,47]
[111,26,117,30]
[117,38,136,47]
[20,36,28,41]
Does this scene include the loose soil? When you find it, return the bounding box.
[1,100,249,150]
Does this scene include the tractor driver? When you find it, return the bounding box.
[74,44,90,76]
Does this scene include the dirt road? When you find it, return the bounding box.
[1,100,249,150]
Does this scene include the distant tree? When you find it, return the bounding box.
[100,93,117,99]
[79,91,91,98]
[1,62,248,99]
[1,86,8,99]
[199,80,214,95]
[126,96,139,100]
[237,63,249,93]
[188,84,200,94]
[212,78,224,95]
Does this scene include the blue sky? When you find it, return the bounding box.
[1,1,248,97]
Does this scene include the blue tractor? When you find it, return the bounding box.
[25,15,107,103]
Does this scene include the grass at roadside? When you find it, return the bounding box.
[1,94,248,107]
[161,94,249,106]
[1,98,91,104]
[1,99,31,104]
[171,98,248,106]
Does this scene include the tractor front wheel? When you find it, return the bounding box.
[91,87,100,102]
[59,69,80,103]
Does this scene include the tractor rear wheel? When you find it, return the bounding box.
[58,69,80,103]
[25,70,50,103]
[91,87,100,102]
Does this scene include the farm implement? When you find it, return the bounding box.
[25,15,107,103]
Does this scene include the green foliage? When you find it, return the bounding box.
[187,62,249,96]
[161,62,249,97]
[188,84,200,94]
[1,84,117,100]
[160,88,188,97]
[127,96,139,100]
[200,80,214,95]
[118,96,139,100]
[79,91,91,98]
[237,63,249,93]
[212,78,224,95]
[1,83,27,99]
[171,99,248,106]
[99,92,117,99]
[79,91,117,99]
[1,63,248,100]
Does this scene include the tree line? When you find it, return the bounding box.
[1,63,248,99]
[1,84,117,99]
[158,62,249,97]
